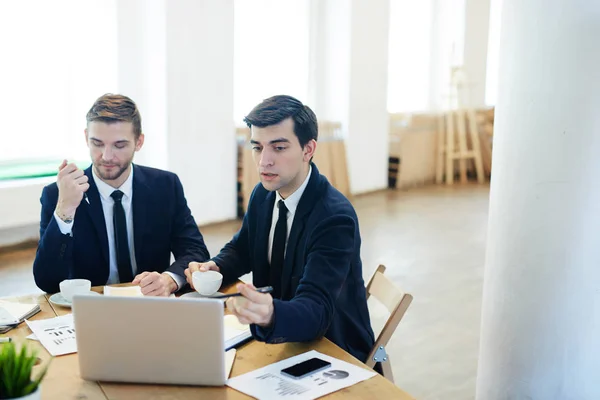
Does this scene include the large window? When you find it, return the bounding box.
[0,1,118,174]
[233,0,310,124]
[387,0,433,113]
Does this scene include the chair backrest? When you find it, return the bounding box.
[365,264,413,383]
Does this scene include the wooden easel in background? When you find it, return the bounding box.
[436,66,485,185]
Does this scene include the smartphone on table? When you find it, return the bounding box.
[280,357,332,380]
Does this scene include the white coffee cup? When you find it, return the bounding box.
[59,279,91,302]
[192,270,223,296]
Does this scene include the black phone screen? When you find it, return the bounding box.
[281,357,332,379]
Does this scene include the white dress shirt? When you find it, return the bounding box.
[54,167,184,289]
[267,166,312,263]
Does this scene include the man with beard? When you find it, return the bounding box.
[33,94,209,295]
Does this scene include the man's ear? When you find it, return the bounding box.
[135,133,145,151]
[303,139,317,162]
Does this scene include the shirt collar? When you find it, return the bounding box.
[276,166,312,215]
[92,164,134,201]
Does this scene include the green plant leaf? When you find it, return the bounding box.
[0,341,49,398]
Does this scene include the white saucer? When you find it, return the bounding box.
[180,291,225,300]
[49,291,100,308]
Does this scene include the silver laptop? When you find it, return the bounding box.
[72,295,226,386]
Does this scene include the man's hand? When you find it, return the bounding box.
[226,283,274,327]
[55,159,89,220]
[185,261,220,290]
[132,272,177,296]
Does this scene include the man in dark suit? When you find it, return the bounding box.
[34,94,209,295]
[185,95,375,362]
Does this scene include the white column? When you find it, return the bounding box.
[476,1,600,399]
[165,0,236,225]
[346,0,390,194]
[311,0,390,195]
[116,0,168,170]
[462,0,491,107]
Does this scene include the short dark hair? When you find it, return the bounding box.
[243,95,318,147]
[86,94,142,139]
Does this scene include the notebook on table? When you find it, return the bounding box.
[0,301,41,333]
[224,314,252,350]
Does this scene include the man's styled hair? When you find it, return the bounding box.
[243,95,318,147]
[86,94,142,139]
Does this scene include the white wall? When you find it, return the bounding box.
[0,178,53,231]
[0,178,52,246]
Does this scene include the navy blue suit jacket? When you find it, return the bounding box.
[212,164,375,362]
[33,164,210,293]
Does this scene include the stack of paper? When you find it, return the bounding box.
[224,315,252,350]
[103,286,144,297]
[104,286,176,298]
[0,301,40,333]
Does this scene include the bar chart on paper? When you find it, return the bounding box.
[26,314,77,356]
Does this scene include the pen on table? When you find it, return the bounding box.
[211,286,273,299]
[0,337,12,343]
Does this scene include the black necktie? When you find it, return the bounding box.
[111,190,133,283]
[270,200,288,299]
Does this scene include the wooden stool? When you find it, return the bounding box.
[436,65,486,185]
[437,108,485,185]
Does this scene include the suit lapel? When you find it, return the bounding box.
[132,165,148,271]
[280,164,322,299]
[254,191,275,288]
[83,167,109,267]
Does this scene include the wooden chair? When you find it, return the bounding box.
[365,265,413,383]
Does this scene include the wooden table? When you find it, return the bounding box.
[1,286,414,399]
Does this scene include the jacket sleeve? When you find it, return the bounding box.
[33,185,75,293]
[165,175,211,278]
[252,213,356,343]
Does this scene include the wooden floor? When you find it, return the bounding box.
[0,184,490,400]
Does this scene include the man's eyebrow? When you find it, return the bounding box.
[250,138,290,145]
[90,137,130,144]
[268,138,291,145]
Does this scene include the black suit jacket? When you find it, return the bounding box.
[33,164,210,293]
[212,164,375,362]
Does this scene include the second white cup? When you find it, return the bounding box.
[192,270,223,296]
